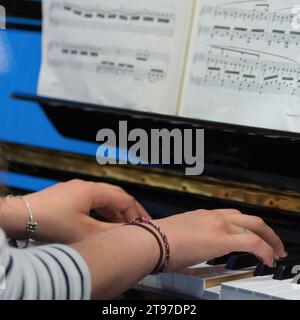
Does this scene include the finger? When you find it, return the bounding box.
[229,214,287,258]
[96,183,151,220]
[95,208,126,223]
[225,222,252,235]
[135,201,152,219]
[122,203,141,222]
[212,209,242,216]
[91,187,141,221]
[226,234,275,267]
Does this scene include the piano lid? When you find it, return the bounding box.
[12,92,300,194]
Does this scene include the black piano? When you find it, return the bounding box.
[2,92,300,300]
[2,0,300,300]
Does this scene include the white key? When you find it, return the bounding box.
[269,283,300,300]
[137,278,144,287]
[221,276,273,300]
[142,262,253,299]
[174,263,253,299]
[252,280,294,300]
[203,286,221,300]
[173,263,211,297]
[238,277,287,300]
[143,274,158,288]
[157,273,173,291]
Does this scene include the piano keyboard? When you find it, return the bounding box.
[138,250,300,300]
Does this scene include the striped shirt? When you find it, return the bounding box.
[0,229,91,300]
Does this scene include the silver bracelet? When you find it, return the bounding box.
[7,195,38,247]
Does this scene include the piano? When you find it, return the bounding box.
[2,0,300,300]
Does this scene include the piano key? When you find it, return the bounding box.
[273,263,296,280]
[143,263,209,294]
[143,274,158,288]
[142,262,254,299]
[221,276,274,300]
[271,285,300,300]
[236,277,287,300]
[172,263,212,297]
[203,286,221,300]
[254,262,275,277]
[252,280,299,300]
[207,254,232,266]
[137,278,144,287]
[226,253,260,270]
[157,273,173,291]
[254,247,300,278]
[173,272,191,296]
[224,274,300,300]
[174,263,254,298]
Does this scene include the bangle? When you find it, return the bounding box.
[124,223,164,275]
[7,195,38,248]
[126,217,170,274]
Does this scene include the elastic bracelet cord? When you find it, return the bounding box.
[125,217,170,274]
[124,223,164,275]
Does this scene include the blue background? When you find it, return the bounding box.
[0,17,101,191]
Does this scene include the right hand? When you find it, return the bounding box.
[157,209,287,272]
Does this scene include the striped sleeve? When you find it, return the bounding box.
[0,230,91,300]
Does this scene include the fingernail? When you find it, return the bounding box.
[273,260,277,268]
[281,250,288,258]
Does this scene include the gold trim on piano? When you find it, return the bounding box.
[2,142,300,215]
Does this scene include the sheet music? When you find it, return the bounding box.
[38,0,194,115]
[180,0,300,133]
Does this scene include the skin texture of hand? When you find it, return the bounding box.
[0,179,151,243]
[157,209,287,271]
[72,208,287,299]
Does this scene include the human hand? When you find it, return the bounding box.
[3,180,150,244]
[157,209,287,271]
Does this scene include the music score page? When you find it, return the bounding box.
[180,0,300,132]
[38,0,194,115]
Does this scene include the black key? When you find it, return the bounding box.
[273,263,296,280]
[226,253,260,270]
[254,247,300,278]
[207,253,232,266]
[254,263,275,277]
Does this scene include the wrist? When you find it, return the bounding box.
[121,225,161,275]
[0,196,29,239]
[125,218,170,274]
[155,219,182,272]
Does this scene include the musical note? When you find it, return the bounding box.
[200,26,300,48]
[48,41,170,63]
[48,58,167,83]
[199,2,300,48]
[49,1,176,37]
[191,44,300,97]
[187,0,300,98]
[47,41,168,83]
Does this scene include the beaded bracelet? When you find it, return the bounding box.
[125,217,170,274]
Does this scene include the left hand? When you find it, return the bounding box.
[2,180,151,243]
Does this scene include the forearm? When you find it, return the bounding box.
[0,229,92,300]
[72,225,160,299]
